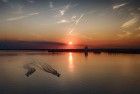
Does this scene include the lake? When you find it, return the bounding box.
[0,51,140,94]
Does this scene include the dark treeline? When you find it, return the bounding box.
[0,48,140,54]
[47,48,140,54]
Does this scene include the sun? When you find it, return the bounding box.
[68,41,73,45]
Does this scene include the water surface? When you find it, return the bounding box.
[0,51,140,94]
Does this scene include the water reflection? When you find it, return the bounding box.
[24,60,60,77]
[84,52,88,57]
[68,52,74,72]
[0,52,140,94]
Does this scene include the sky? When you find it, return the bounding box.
[0,0,140,48]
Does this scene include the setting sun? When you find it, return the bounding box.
[68,41,73,45]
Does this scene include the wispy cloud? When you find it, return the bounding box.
[28,12,39,16]
[121,17,138,28]
[49,1,53,8]
[65,10,93,35]
[75,14,84,25]
[59,10,65,16]
[28,0,34,3]
[57,3,78,17]
[2,0,8,3]
[68,14,85,34]
[6,16,27,21]
[117,31,132,39]
[59,4,70,16]
[6,12,40,21]
[71,16,77,21]
[113,3,127,10]
[57,19,69,24]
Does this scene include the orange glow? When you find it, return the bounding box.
[68,52,74,72]
[68,41,73,45]
[69,52,73,64]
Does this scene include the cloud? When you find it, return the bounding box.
[28,12,40,16]
[68,28,74,34]
[2,0,8,3]
[75,14,84,25]
[71,16,77,21]
[55,3,78,17]
[53,4,76,24]
[117,31,132,38]
[28,0,34,3]
[59,10,65,16]
[6,12,40,21]
[121,17,138,28]
[6,16,27,21]
[68,14,85,34]
[60,5,69,15]
[58,9,92,35]
[49,1,53,8]
[58,4,71,16]
[57,19,69,24]
[113,3,127,10]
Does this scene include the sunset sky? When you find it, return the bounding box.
[0,0,140,48]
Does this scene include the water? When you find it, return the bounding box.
[0,51,140,94]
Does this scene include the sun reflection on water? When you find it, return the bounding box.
[68,52,74,72]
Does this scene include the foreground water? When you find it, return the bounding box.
[0,51,140,94]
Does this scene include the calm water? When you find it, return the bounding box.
[0,51,140,94]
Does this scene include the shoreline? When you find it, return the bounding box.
[0,48,140,54]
